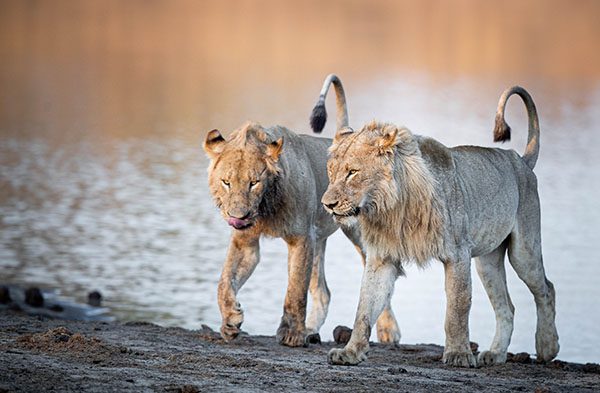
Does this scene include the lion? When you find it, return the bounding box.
[314,86,559,366]
[203,74,400,347]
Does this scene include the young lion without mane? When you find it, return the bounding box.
[313,86,559,367]
[203,75,400,347]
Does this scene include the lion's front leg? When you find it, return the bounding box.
[217,232,260,342]
[329,257,399,365]
[277,235,315,347]
[442,258,477,368]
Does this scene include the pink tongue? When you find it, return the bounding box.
[227,217,249,229]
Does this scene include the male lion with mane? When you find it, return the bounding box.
[313,86,559,367]
[203,75,400,347]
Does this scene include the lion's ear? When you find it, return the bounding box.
[203,129,226,159]
[377,126,399,155]
[266,137,284,162]
[333,126,354,144]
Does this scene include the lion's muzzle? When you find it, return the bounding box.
[226,209,254,230]
[321,196,337,215]
[321,193,360,218]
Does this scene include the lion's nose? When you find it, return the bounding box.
[324,201,338,210]
[228,210,251,220]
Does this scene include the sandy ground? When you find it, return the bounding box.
[0,310,598,393]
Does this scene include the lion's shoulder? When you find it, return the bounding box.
[416,136,454,170]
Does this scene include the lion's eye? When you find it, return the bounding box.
[221,179,230,188]
[250,180,259,188]
[346,169,359,179]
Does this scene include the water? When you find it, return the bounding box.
[1,1,599,364]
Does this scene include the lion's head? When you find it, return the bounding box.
[321,121,416,222]
[203,122,284,230]
[322,121,443,262]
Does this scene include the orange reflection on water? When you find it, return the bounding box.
[1,0,599,139]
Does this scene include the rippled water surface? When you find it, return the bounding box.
[1,0,599,364]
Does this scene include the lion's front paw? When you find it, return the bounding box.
[220,322,242,342]
[328,348,366,366]
[478,350,507,366]
[276,325,306,347]
[443,351,477,368]
[220,308,244,342]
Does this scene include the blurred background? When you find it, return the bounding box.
[1,0,599,363]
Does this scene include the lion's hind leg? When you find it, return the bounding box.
[376,305,401,344]
[475,241,514,366]
[507,216,559,362]
[306,238,330,343]
[278,235,316,347]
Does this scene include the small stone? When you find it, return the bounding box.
[333,325,352,345]
[306,333,321,345]
[387,367,408,375]
[54,334,70,343]
[25,287,44,307]
[469,341,479,353]
[88,291,102,307]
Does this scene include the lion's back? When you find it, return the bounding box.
[299,134,332,195]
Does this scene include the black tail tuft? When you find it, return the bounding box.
[493,115,511,142]
[310,100,327,133]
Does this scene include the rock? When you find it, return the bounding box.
[24,288,44,308]
[333,325,352,345]
[88,291,102,307]
[0,286,12,304]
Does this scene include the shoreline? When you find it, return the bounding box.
[1,310,598,392]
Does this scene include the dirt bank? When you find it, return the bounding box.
[0,310,598,393]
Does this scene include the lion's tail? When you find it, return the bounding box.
[310,74,349,133]
[493,86,540,170]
